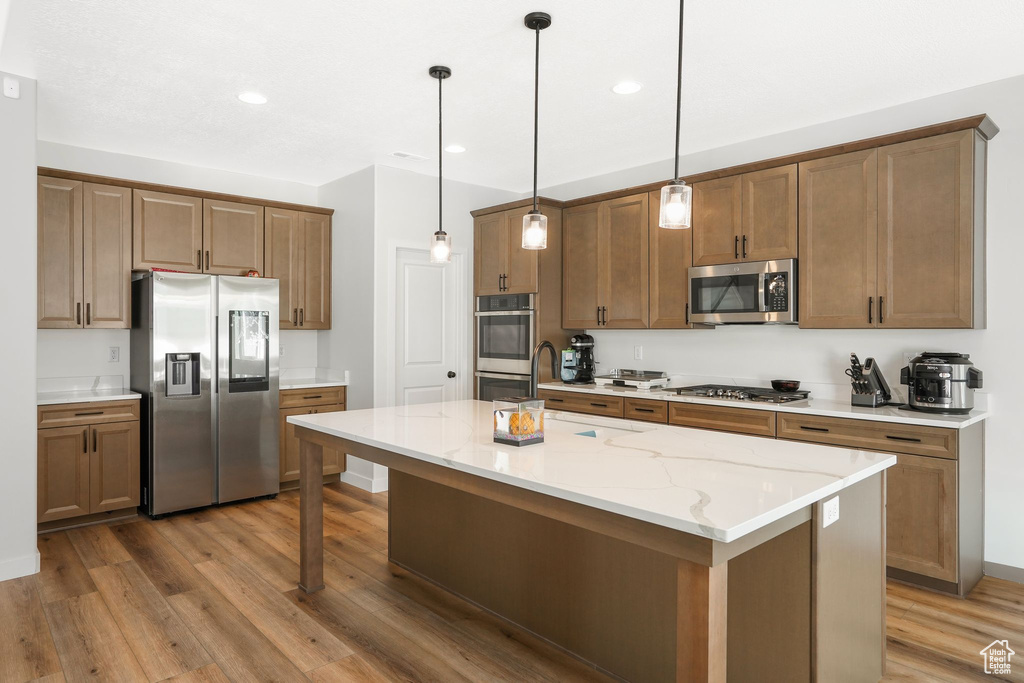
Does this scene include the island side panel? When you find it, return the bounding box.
[389,469,690,683]
[298,438,325,593]
[812,472,886,681]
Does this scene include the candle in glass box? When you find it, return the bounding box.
[492,398,545,446]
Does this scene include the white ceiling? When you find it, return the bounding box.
[4,0,1024,192]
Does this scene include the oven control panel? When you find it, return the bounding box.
[477,293,534,312]
[764,273,790,312]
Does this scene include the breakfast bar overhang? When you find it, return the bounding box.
[290,400,895,683]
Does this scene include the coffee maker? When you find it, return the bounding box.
[561,334,596,384]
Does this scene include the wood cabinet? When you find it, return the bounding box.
[473,207,542,296]
[800,130,980,329]
[562,193,649,328]
[648,190,694,328]
[692,165,797,266]
[265,210,332,329]
[536,389,624,419]
[279,387,347,486]
[885,453,958,583]
[133,189,203,272]
[623,397,668,423]
[37,399,140,524]
[202,199,264,275]
[38,178,131,329]
[668,402,776,437]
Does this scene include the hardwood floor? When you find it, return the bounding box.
[0,482,1020,682]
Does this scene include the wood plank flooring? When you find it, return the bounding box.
[0,482,1019,682]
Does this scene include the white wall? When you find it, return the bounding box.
[0,71,39,580]
[542,74,1024,572]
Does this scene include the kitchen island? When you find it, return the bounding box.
[290,400,895,682]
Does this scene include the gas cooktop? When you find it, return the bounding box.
[668,384,810,404]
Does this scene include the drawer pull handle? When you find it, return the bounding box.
[74,411,104,416]
[303,395,323,400]
[799,425,830,433]
[590,402,608,408]
[885,435,922,443]
[546,397,564,402]
[634,407,656,413]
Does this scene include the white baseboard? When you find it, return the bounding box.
[0,549,40,582]
[341,469,389,493]
[984,561,1024,585]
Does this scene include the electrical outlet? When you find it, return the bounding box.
[633,345,643,361]
[108,347,120,363]
[822,496,840,528]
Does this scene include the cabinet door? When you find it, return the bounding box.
[38,177,83,329]
[299,212,332,329]
[504,208,540,295]
[648,190,692,328]
[474,212,507,295]
[741,164,797,261]
[203,199,265,275]
[133,190,203,272]
[90,422,141,513]
[265,208,301,328]
[692,175,742,266]
[877,131,975,328]
[83,184,132,328]
[886,453,958,583]
[798,150,878,328]
[279,406,346,483]
[38,426,90,522]
[599,194,649,328]
[562,203,602,328]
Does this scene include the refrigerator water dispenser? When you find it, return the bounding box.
[165,353,200,396]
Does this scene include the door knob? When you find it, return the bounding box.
[447,371,456,378]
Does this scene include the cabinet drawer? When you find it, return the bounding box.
[776,413,957,460]
[537,390,624,419]
[624,398,668,423]
[280,386,347,409]
[38,400,140,429]
[668,402,776,437]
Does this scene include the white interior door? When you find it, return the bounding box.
[394,247,466,406]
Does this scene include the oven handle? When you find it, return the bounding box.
[474,371,531,380]
[474,310,536,317]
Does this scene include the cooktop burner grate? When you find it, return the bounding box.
[670,384,811,404]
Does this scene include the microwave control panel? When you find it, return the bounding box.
[764,273,790,312]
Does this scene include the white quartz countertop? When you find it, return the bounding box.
[538,382,989,429]
[37,388,141,406]
[289,399,895,543]
[279,378,349,391]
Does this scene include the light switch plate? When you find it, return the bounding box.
[822,496,840,528]
[633,345,643,361]
[3,77,20,99]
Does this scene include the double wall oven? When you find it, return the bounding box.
[475,293,534,401]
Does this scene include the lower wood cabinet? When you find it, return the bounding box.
[536,389,623,419]
[669,402,776,437]
[279,387,347,486]
[37,400,140,524]
[885,453,958,583]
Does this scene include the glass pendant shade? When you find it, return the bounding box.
[522,211,548,250]
[659,181,692,229]
[430,230,452,263]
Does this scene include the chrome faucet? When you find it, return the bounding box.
[530,340,559,397]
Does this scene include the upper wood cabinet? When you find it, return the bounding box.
[692,165,797,266]
[202,199,264,275]
[472,208,540,296]
[799,150,879,329]
[801,130,979,329]
[265,210,332,329]
[648,190,694,328]
[38,177,131,329]
[133,189,203,272]
[877,131,976,328]
[563,194,649,329]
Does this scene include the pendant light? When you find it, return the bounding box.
[659,0,692,229]
[522,11,552,250]
[429,65,453,263]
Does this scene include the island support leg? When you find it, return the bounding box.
[298,438,324,593]
[677,561,728,682]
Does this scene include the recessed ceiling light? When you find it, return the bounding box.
[445,144,466,154]
[237,91,268,105]
[612,81,643,95]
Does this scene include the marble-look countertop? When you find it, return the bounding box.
[37,388,141,406]
[289,400,895,543]
[280,377,350,391]
[538,382,989,429]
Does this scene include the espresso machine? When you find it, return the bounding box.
[561,334,596,384]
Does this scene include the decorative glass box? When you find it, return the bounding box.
[493,397,545,447]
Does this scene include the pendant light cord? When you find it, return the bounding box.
[673,0,684,181]
[532,25,540,212]
[438,73,443,233]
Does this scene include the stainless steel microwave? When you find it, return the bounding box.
[688,259,797,324]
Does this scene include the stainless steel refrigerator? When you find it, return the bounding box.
[131,272,280,516]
